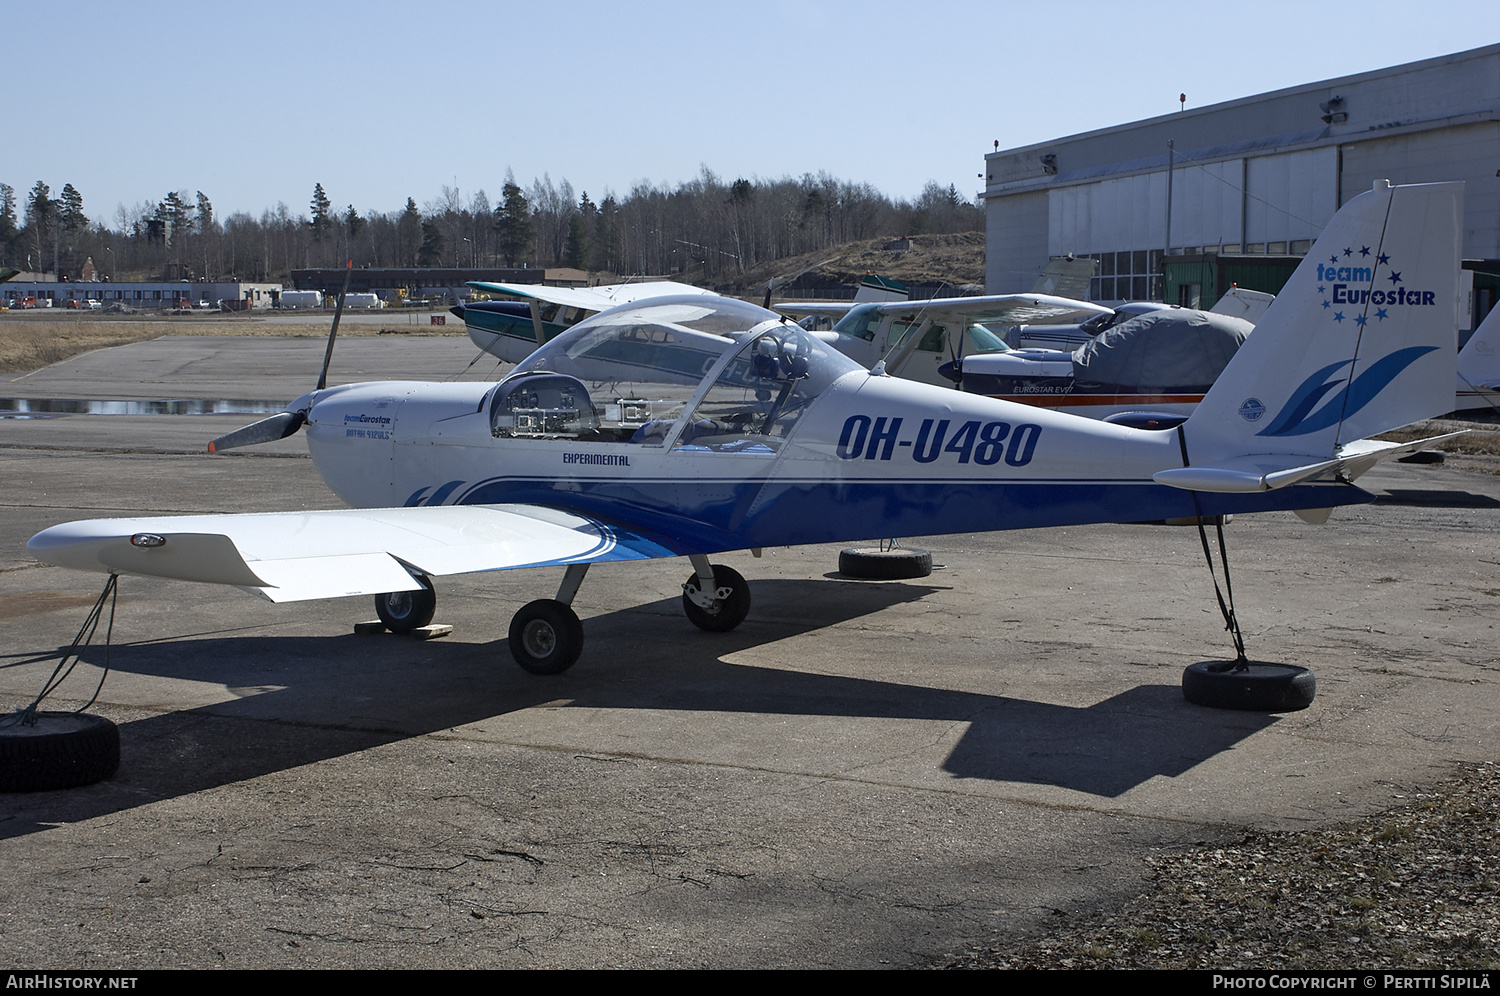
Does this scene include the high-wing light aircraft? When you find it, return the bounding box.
[28,181,1463,682]
[781,293,1111,389]
[462,273,1110,394]
[454,279,716,363]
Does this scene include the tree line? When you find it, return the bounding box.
[0,168,981,288]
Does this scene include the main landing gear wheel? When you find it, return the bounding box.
[838,546,933,580]
[682,564,751,632]
[0,712,120,792]
[509,599,584,675]
[1182,661,1317,712]
[374,576,436,634]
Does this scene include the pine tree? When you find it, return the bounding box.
[593,194,620,272]
[495,180,534,267]
[397,197,421,266]
[344,205,364,241]
[417,217,445,267]
[309,183,332,243]
[562,214,588,270]
[26,181,52,224]
[58,184,84,232]
[159,191,188,247]
[195,192,213,234]
[27,182,56,271]
[0,184,16,263]
[0,184,14,235]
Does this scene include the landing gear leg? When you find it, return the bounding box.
[681,554,751,632]
[508,564,588,675]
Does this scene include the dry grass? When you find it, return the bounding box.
[731,231,986,296]
[0,314,460,374]
[1379,418,1500,457]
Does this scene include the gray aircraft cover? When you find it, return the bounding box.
[1071,310,1252,393]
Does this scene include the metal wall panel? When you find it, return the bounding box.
[1245,147,1338,246]
[1047,172,1166,254]
[1167,158,1244,250]
[985,189,1050,292]
[1340,122,1500,258]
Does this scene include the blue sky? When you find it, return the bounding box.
[7,0,1496,221]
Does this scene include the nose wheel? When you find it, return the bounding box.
[681,560,751,632]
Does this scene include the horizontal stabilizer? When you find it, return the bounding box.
[1154,457,1341,493]
[1154,432,1466,493]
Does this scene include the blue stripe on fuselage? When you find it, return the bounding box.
[451,477,1372,554]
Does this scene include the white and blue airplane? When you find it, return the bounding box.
[27,180,1463,681]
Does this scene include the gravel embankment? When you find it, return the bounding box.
[947,764,1500,970]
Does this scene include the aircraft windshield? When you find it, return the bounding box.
[833,307,1009,356]
[965,324,1011,354]
[496,296,858,445]
[832,303,882,340]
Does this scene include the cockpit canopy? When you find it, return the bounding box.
[491,295,862,447]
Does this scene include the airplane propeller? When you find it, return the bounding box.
[208,260,353,453]
[207,410,305,453]
[946,319,967,391]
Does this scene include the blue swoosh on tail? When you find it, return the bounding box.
[1258,347,1438,437]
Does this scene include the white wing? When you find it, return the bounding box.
[466,280,715,312]
[773,293,1110,327]
[28,504,679,603]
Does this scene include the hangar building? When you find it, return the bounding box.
[982,44,1500,325]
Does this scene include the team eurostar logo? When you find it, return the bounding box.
[1238,398,1266,422]
[1314,246,1437,328]
[1252,244,1442,436]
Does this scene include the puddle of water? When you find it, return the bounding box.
[0,398,286,416]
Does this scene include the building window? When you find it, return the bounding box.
[1090,249,1164,302]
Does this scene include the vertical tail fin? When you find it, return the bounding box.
[1185,180,1461,464]
[1456,299,1500,409]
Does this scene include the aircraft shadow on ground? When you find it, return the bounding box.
[1373,489,1500,509]
[1,578,1273,838]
